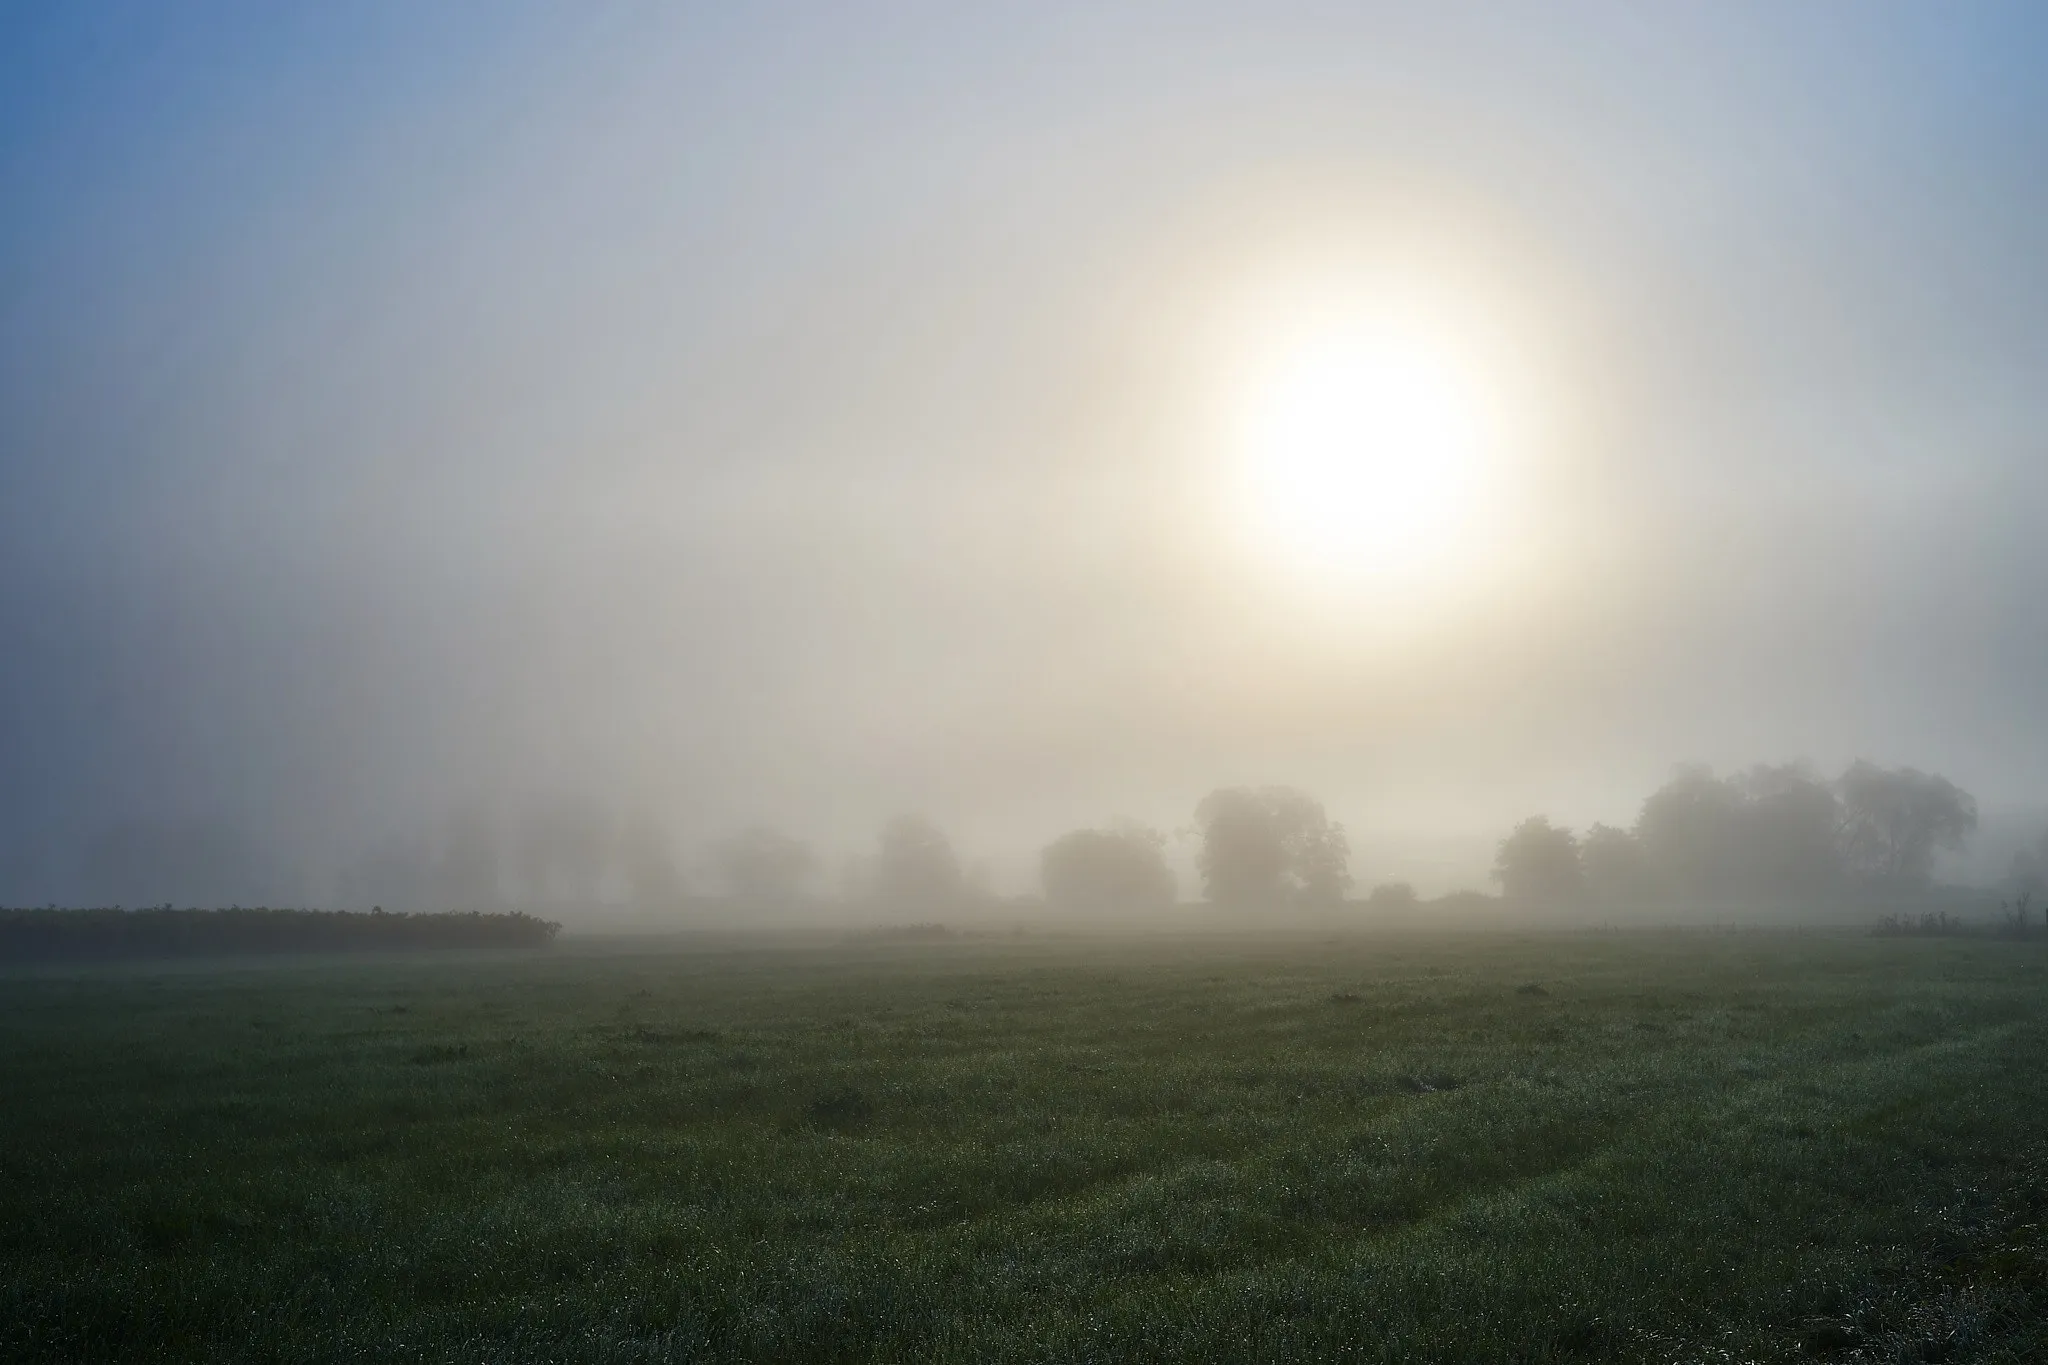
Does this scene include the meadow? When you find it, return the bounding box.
[2,929,2046,1363]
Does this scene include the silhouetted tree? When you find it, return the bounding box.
[1578,823,1650,905]
[1493,816,1584,904]
[1617,759,1972,907]
[1835,761,1977,888]
[1194,787,1349,908]
[874,816,965,912]
[709,826,816,904]
[1732,763,1845,899]
[1626,763,1849,905]
[1040,822,1175,913]
[1634,766,1750,902]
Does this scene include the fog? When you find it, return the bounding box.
[4,4,2047,917]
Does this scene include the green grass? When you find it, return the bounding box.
[3,930,2047,1362]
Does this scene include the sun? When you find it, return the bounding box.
[1231,313,1500,584]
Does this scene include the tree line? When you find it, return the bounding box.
[350,794,1353,917]
[1492,761,1984,909]
[0,906,561,963]
[21,759,2029,922]
[518,791,1354,917]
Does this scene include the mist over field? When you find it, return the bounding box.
[5,3,2048,919]
[19,14,2048,1360]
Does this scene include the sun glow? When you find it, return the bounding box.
[1218,273,1523,593]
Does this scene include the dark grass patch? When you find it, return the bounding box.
[806,1084,874,1127]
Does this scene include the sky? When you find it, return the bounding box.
[3,1,2047,908]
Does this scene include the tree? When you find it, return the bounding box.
[1193,787,1349,908]
[709,826,816,904]
[1634,766,1748,902]
[873,815,965,912]
[1040,822,1175,913]
[1493,816,1584,904]
[1578,823,1650,905]
[1835,761,1977,888]
[1731,763,1845,900]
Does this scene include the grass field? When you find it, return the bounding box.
[3,929,2047,1363]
